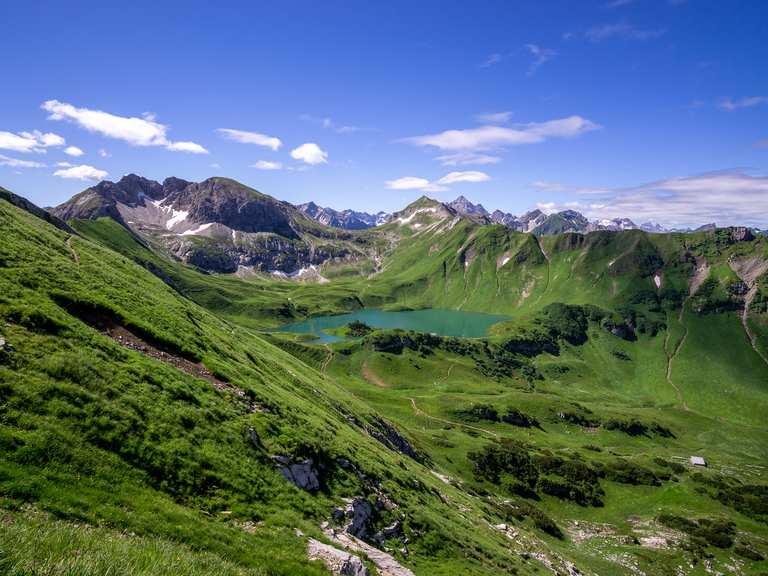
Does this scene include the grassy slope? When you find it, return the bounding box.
[10,197,768,575]
[0,199,540,575]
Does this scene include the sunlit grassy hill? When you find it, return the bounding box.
[2,184,767,575]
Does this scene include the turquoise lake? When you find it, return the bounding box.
[275,308,510,344]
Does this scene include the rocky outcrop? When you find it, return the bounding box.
[167,232,354,274]
[372,521,405,546]
[347,498,374,539]
[321,523,415,576]
[307,538,369,576]
[365,417,424,462]
[727,226,755,243]
[274,455,320,491]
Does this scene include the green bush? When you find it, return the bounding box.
[468,440,538,497]
[500,500,563,539]
[603,460,661,486]
[657,514,735,549]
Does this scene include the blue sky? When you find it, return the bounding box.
[2,0,767,227]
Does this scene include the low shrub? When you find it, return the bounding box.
[657,514,735,549]
[603,460,661,486]
[499,500,563,539]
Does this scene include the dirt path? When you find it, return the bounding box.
[409,397,498,438]
[433,361,457,388]
[663,259,716,412]
[741,286,768,367]
[729,257,768,367]
[105,325,250,404]
[664,305,689,411]
[362,360,388,387]
[65,235,79,265]
[606,238,639,271]
[320,345,334,373]
[592,237,642,289]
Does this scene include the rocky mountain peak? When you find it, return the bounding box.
[449,195,489,216]
[162,176,193,195]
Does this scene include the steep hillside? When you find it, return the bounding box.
[4,183,768,575]
[1,191,558,576]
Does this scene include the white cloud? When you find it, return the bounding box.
[43,100,165,145]
[436,171,491,185]
[53,164,108,181]
[584,23,665,42]
[166,141,209,154]
[210,163,221,169]
[216,128,282,150]
[98,148,110,158]
[290,142,328,165]
[0,129,65,153]
[386,177,434,190]
[64,145,84,157]
[0,132,43,153]
[541,171,768,228]
[404,116,600,151]
[719,96,768,111]
[0,154,45,168]
[525,44,557,75]
[436,152,502,166]
[25,131,66,148]
[251,160,283,170]
[475,111,513,124]
[386,171,491,192]
[41,99,206,153]
[56,161,73,167]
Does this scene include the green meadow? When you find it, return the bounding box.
[1,191,767,575]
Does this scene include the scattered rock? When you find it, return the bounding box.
[274,456,320,491]
[373,521,405,546]
[348,498,374,539]
[728,280,749,297]
[321,525,415,576]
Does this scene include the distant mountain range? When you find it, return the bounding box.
[49,175,764,276]
[297,194,761,236]
[295,194,680,235]
[447,195,662,235]
[297,201,389,230]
